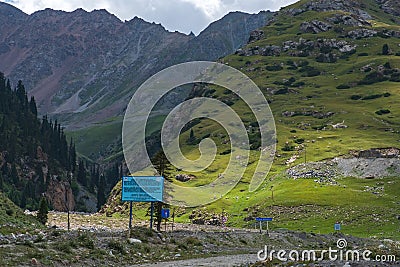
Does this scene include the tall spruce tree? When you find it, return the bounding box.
[151,150,173,231]
[37,196,48,225]
[97,175,106,211]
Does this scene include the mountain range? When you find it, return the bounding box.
[0,2,273,129]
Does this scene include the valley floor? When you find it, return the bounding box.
[0,212,398,266]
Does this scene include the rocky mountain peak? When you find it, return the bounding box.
[0,1,26,16]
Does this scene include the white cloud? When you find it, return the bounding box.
[2,0,297,34]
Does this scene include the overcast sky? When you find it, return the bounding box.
[2,0,297,35]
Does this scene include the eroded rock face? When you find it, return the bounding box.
[287,148,400,180]
[326,14,371,27]
[300,20,332,34]
[46,178,75,211]
[248,30,264,43]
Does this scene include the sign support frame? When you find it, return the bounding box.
[129,201,133,229]
[150,202,154,229]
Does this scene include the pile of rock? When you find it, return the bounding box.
[189,209,224,226]
[347,29,377,39]
[353,147,400,158]
[175,174,196,182]
[287,161,338,180]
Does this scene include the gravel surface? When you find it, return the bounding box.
[135,254,257,267]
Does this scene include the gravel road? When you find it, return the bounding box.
[135,253,258,267]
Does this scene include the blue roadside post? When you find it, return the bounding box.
[161,208,170,231]
[334,222,341,231]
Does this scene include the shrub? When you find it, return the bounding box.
[250,121,259,128]
[202,133,211,139]
[389,72,400,82]
[185,236,202,246]
[77,233,95,249]
[204,88,216,97]
[312,125,327,130]
[108,240,125,254]
[292,81,305,87]
[283,77,296,86]
[299,66,321,77]
[5,208,13,216]
[320,45,333,54]
[266,64,283,71]
[220,149,231,155]
[55,242,73,253]
[336,84,350,89]
[298,60,309,67]
[382,44,390,55]
[350,95,362,100]
[362,94,383,100]
[375,109,390,115]
[274,88,289,95]
[294,138,305,144]
[282,142,295,151]
[358,71,388,85]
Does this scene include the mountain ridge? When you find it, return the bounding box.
[0,2,273,129]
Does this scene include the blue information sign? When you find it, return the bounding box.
[121,176,164,202]
[334,223,341,231]
[256,217,273,221]
[161,209,170,219]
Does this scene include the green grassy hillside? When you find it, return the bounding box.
[0,192,42,234]
[101,0,400,239]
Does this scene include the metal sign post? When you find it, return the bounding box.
[150,202,154,229]
[129,201,133,229]
[256,217,273,236]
